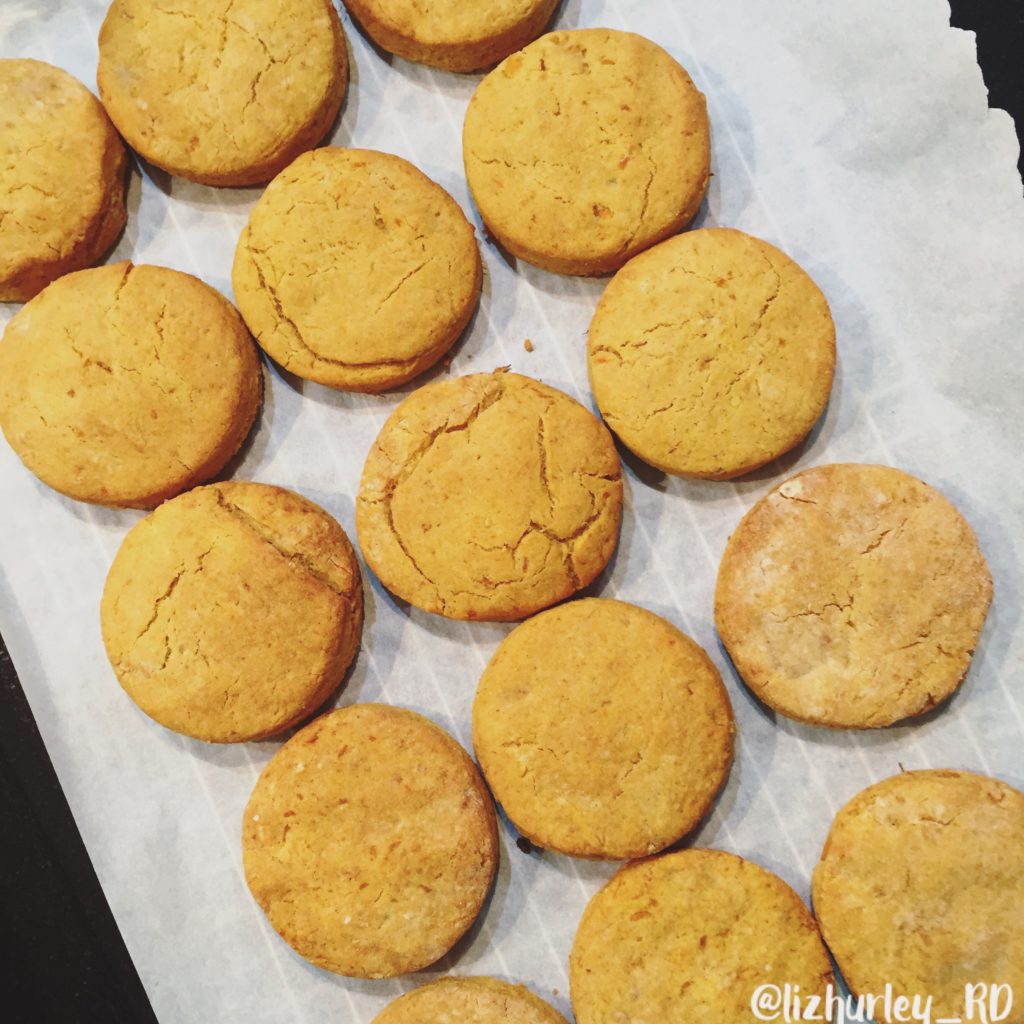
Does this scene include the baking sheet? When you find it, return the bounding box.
[2,0,1023,1020]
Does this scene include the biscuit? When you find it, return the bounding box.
[233,148,481,392]
[0,59,127,302]
[715,464,993,728]
[342,0,559,72]
[0,262,262,508]
[588,228,836,479]
[101,482,362,743]
[242,704,499,978]
[813,770,1024,1024]
[373,976,569,1024]
[97,0,347,186]
[463,29,710,276]
[356,370,622,620]
[472,598,734,859]
[571,848,833,1024]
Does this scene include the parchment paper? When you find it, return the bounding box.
[1,1,1022,1020]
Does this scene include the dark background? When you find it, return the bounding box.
[0,3,1021,1021]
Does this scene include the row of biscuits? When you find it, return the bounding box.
[1,2,1019,1022]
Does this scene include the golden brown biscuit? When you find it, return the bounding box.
[813,770,1024,1024]
[233,148,481,392]
[463,29,710,276]
[242,704,499,978]
[373,976,569,1024]
[715,464,993,728]
[473,598,734,859]
[101,482,362,743]
[0,59,127,302]
[571,849,833,1024]
[343,0,559,72]
[356,371,622,620]
[97,0,347,186]
[588,229,836,479]
[0,262,262,508]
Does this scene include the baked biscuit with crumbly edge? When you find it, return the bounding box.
[0,59,127,302]
[373,976,569,1024]
[0,262,262,508]
[588,228,836,479]
[243,704,499,978]
[463,29,710,276]
[571,848,833,1024]
[101,482,363,743]
[473,598,734,859]
[356,370,622,620]
[233,148,481,392]
[97,0,347,186]
[715,464,992,728]
[813,770,1024,1024]
[343,0,559,72]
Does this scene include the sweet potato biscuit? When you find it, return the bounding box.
[813,770,1024,1024]
[463,29,710,276]
[473,598,734,859]
[243,704,499,978]
[588,228,836,479]
[715,464,993,728]
[356,371,622,620]
[233,148,481,392]
[0,58,127,302]
[101,482,362,743]
[373,976,569,1024]
[97,0,347,186]
[571,848,833,1024]
[0,262,262,508]
[343,0,559,72]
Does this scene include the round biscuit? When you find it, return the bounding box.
[242,704,499,978]
[0,262,262,508]
[473,598,735,859]
[101,482,363,743]
[715,464,993,728]
[356,370,623,620]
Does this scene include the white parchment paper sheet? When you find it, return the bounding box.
[2,1,1022,1020]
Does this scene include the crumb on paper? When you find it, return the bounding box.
[524,338,534,352]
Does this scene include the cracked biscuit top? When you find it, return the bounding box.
[715,464,993,729]
[588,228,836,479]
[570,849,833,1024]
[813,770,1024,1024]
[472,598,734,859]
[243,704,498,978]
[0,59,127,302]
[233,148,482,392]
[342,0,559,72]
[97,0,347,186]
[0,262,262,508]
[356,371,623,621]
[101,482,363,743]
[373,976,569,1024]
[463,29,710,276]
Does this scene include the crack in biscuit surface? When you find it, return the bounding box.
[97,0,346,185]
[357,371,622,620]
[714,464,992,728]
[589,228,834,479]
[0,262,262,507]
[233,148,481,391]
[101,482,362,743]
